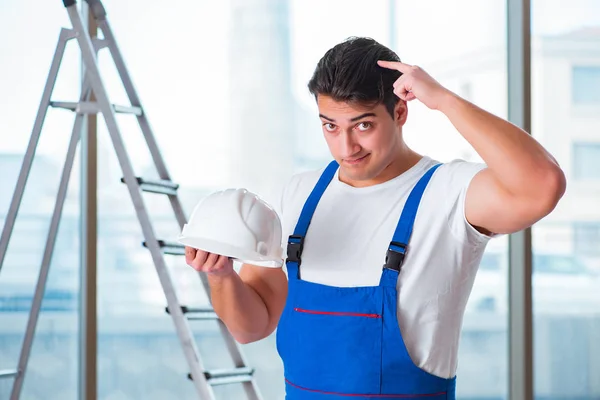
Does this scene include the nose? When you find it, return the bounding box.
[340,130,361,159]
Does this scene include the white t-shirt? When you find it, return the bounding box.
[276,156,493,379]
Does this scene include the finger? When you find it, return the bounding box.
[206,264,221,274]
[393,75,406,91]
[392,76,412,100]
[191,250,209,270]
[204,252,220,268]
[377,60,412,73]
[185,247,197,264]
[214,255,229,268]
[405,92,417,101]
[206,256,227,273]
[397,90,412,102]
[393,84,410,101]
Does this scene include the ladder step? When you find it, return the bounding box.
[0,369,18,379]
[112,104,143,115]
[187,367,255,386]
[187,315,219,321]
[50,101,143,116]
[143,240,185,255]
[165,305,219,320]
[121,176,179,195]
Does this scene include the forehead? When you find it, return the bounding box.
[317,95,385,117]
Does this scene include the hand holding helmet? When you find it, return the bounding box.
[184,247,234,276]
[179,188,284,273]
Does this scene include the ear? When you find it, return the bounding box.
[394,100,408,127]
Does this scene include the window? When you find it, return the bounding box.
[459,82,473,102]
[572,142,600,180]
[534,254,590,275]
[572,66,600,104]
[532,1,600,398]
[479,252,502,271]
[573,222,600,256]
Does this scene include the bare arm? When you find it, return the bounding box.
[438,92,566,235]
[377,60,567,235]
[186,248,287,344]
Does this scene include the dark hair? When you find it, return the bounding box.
[308,37,402,118]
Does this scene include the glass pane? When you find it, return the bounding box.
[572,66,600,104]
[573,222,600,256]
[0,2,81,399]
[532,1,600,398]
[573,142,600,180]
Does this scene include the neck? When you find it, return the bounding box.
[377,145,423,184]
[389,143,423,172]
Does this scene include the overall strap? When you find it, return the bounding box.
[380,163,442,287]
[286,160,339,279]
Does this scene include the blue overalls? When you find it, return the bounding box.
[276,160,456,399]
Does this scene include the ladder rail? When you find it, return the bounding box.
[98,18,189,228]
[64,4,217,398]
[0,28,76,275]
[11,81,90,400]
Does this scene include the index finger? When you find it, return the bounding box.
[377,60,412,73]
[185,246,197,263]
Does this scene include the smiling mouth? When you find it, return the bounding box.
[344,154,369,165]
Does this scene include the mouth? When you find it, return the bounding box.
[344,154,370,165]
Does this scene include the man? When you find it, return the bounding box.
[185,37,565,399]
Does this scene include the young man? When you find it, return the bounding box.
[185,37,565,399]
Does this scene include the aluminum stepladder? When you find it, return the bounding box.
[0,1,263,399]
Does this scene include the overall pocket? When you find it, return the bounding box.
[282,305,383,395]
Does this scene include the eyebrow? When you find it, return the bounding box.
[319,112,376,123]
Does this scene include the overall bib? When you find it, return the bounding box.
[276,161,456,399]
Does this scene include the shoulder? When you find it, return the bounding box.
[268,164,329,230]
[411,157,487,202]
[280,166,326,211]
[423,158,488,205]
[275,165,328,249]
[432,158,487,187]
[424,158,492,245]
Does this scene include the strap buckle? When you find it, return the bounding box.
[383,241,407,272]
[286,235,305,265]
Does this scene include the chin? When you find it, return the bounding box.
[339,166,378,183]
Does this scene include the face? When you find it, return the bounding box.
[317,95,407,187]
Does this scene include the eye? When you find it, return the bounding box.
[323,123,337,132]
[356,122,372,131]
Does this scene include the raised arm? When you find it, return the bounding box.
[378,60,566,235]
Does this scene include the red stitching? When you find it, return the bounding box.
[285,379,446,398]
[294,308,381,318]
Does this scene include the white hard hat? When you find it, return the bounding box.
[177,188,283,268]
